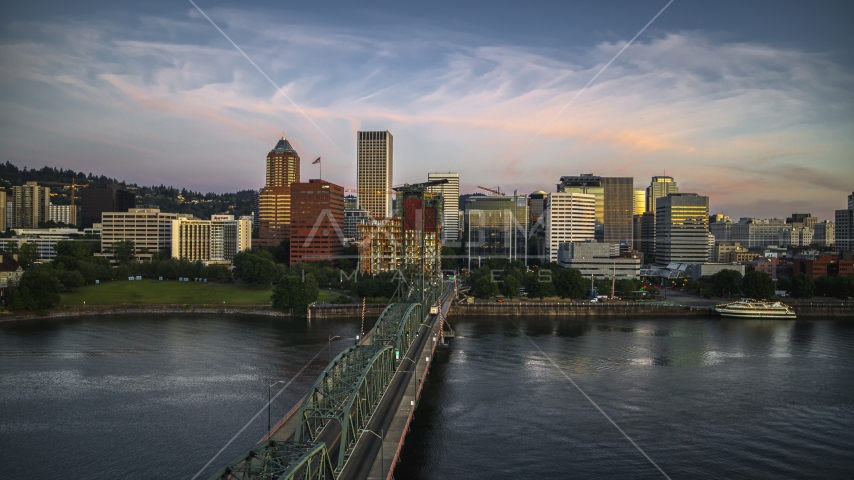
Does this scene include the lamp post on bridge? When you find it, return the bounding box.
[268,380,286,432]
[401,356,418,401]
[364,429,384,479]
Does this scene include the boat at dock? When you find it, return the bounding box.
[715,299,797,319]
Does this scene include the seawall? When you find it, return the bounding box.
[0,304,288,323]
[449,302,853,318]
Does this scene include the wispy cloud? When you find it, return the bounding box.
[0,8,851,219]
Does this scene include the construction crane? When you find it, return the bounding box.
[35,178,88,209]
[477,185,504,196]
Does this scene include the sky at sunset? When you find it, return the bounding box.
[1,1,852,220]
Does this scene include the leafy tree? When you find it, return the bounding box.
[525,271,555,299]
[111,240,136,265]
[814,275,853,299]
[710,269,744,297]
[441,246,458,270]
[254,249,275,262]
[233,252,278,285]
[272,273,319,314]
[790,273,815,299]
[615,279,639,298]
[56,270,85,291]
[271,240,290,264]
[741,270,775,299]
[18,242,39,269]
[13,270,62,309]
[554,268,587,299]
[473,276,498,299]
[500,274,520,299]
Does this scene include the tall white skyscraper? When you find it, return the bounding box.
[545,192,596,263]
[427,172,460,243]
[357,131,393,219]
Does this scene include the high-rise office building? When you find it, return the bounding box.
[0,189,6,232]
[427,172,460,243]
[81,184,135,229]
[528,190,548,225]
[257,135,300,248]
[357,131,393,219]
[655,193,711,265]
[11,182,50,228]
[171,215,251,264]
[101,208,180,261]
[813,220,835,247]
[557,175,633,244]
[633,211,656,258]
[835,192,854,252]
[634,188,645,215]
[545,192,596,263]
[464,195,529,265]
[646,176,678,213]
[290,179,345,265]
[49,205,78,226]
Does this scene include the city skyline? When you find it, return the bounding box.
[1,1,852,221]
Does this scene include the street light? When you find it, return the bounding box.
[328,335,341,365]
[400,356,417,400]
[363,429,384,479]
[268,380,286,431]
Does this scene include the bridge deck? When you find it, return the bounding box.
[366,291,452,480]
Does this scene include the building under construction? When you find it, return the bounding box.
[395,181,444,277]
[357,218,402,275]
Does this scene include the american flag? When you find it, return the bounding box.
[312,157,321,164]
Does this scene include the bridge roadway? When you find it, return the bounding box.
[337,284,454,480]
[251,282,454,479]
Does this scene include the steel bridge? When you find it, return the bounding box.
[209,277,443,480]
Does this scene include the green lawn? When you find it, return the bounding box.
[61,280,337,306]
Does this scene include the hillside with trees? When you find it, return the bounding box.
[0,162,256,219]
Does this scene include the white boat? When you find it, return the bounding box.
[715,299,797,319]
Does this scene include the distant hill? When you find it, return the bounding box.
[0,162,256,220]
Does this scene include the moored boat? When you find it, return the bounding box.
[715,298,797,319]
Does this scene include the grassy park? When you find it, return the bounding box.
[60,280,337,306]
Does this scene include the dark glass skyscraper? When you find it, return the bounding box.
[80,184,135,229]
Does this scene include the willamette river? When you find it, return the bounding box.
[1,314,853,479]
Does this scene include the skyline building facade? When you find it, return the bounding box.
[80,184,135,229]
[634,188,645,215]
[655,193,712,265]
[290,179,345,265]
[101,208,180,261]
[835,192,854,252]
[171,215,251,264]
[11,182,50,229]
[357,131,393,219]
[646,176,678,213]
[556,175,633,245]
[257,136,300,248]
[427,172,460,243]
[464,195,529,266]
[545,192,596,263]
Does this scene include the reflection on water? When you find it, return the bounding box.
[398,316,854,480]
[0,314,358,479]
[2,314,853,479]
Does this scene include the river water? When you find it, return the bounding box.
[1,314,853,479]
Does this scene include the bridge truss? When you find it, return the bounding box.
[209,441,333,480]
[295,344,396,466]
[208,280,445,480]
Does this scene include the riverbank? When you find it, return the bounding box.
[3,299,850,323]
[0,304,289,323]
